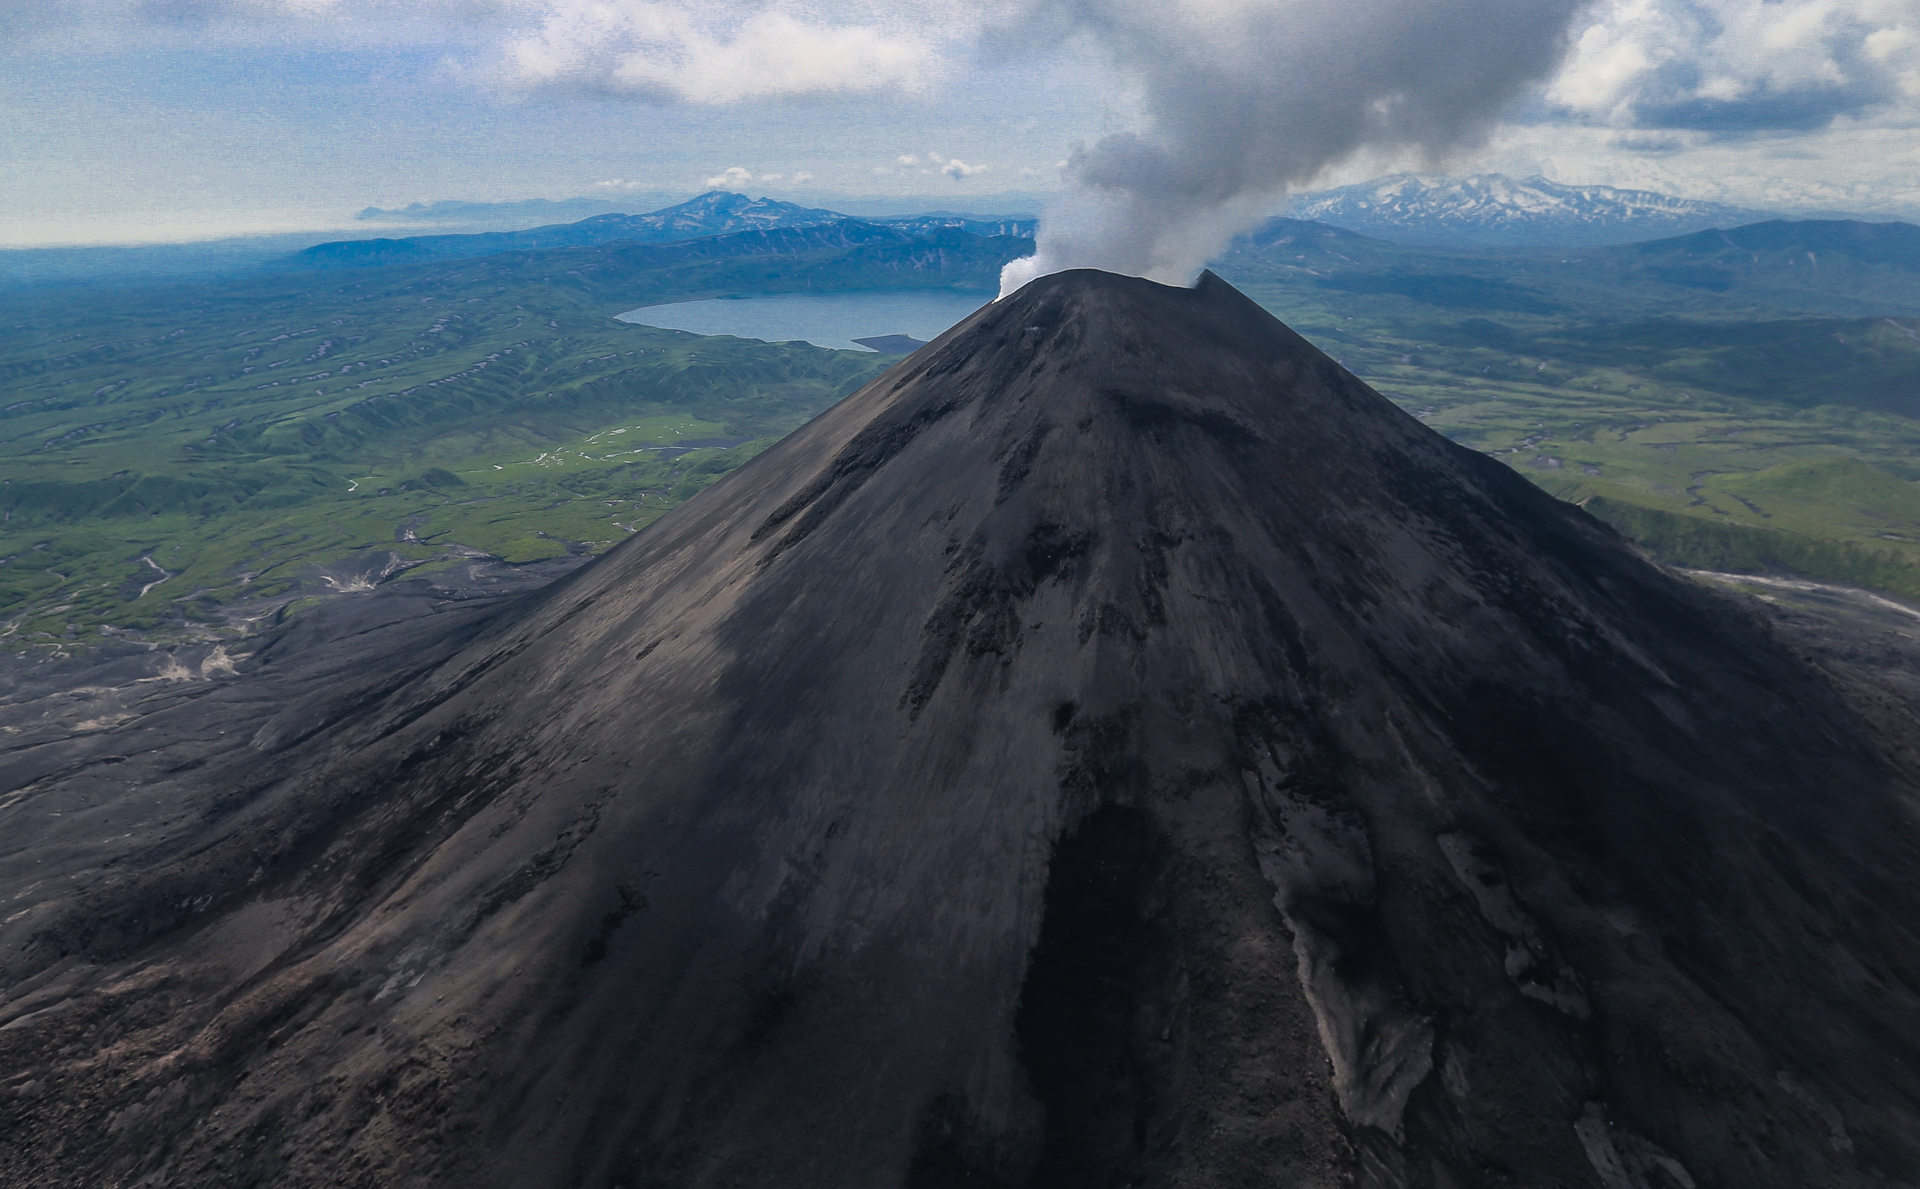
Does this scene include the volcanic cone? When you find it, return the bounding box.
[3,270,1918,1188]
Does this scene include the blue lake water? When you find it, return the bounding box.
[616,290,992,352]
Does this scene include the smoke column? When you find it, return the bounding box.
[999,0,1591,296]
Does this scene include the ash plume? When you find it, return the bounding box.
[1000,0,1591,295]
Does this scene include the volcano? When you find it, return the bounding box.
[4,271,1919,1188]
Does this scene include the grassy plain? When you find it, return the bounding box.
[1219,220,1920,598]
[0,233,997,648]
[8,213,1920,654]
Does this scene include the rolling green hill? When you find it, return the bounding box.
[1220,225,1920,599]
[0,225,1030,652]
[1223,215,1920,319]
[12,211,1920,656]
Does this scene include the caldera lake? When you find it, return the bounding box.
[616,290,993,353]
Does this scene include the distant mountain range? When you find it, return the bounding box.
[1606,219,1920,285]
[299,179,1895,274]
[1217,214,1920,323]
[1285,173,1778,247]
[354,195,675,230]
[341,176,1851,253]
[294,193,1039,271]
[3,177,1910,291]
[352,191,1052,227]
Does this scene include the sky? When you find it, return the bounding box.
[4,0,1920,247]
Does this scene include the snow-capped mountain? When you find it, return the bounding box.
[1286,173,1773,247]
[575,191,847,242]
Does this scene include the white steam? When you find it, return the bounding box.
[999,0,1593,296]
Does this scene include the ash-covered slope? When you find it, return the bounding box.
[4,271,1920,1189]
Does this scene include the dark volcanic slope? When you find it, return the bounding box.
[4,271,1920,1188]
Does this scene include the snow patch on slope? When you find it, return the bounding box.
[1288,173,1772,246]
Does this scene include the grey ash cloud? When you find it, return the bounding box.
[999,0,1591,293]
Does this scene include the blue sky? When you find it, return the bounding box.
[6,0,1920,247]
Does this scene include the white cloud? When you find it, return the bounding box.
[1547,0,1920,133]
[22,0,1920,237]
[502,1,940,103]
[1866,24,1914,58]
[705,165,755,188]
[709,167,813,189]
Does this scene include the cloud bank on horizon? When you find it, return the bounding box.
[14,0,1916,126]
[1553,0,1920,136]
[6,0,1920,245]
[499,1,947,104]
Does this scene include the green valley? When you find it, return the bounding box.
[0,223,1035,650]
[10,206,1920,654]
[1222,220,1920,600]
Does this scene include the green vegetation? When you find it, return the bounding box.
[1222,221,1920,598]
[9,212,1920,655]
[1577,495,1920,601]
[0,235,972,651]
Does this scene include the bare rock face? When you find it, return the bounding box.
[3,270,1919,1188]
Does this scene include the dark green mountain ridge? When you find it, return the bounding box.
[293,192,1038,272]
